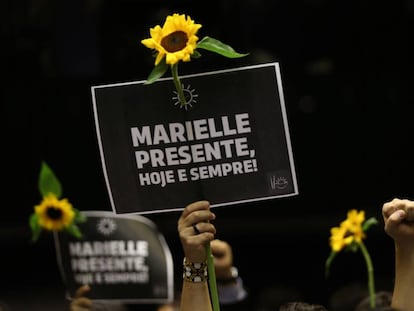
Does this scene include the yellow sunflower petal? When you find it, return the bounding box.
[329,225,348,252]
[155,52,165,66]
[141,38,156,49]
[347,209,365,225]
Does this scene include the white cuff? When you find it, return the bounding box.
[217,277,248,304]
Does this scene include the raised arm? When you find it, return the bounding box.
[177,200,216,311]
[382,198,414,311]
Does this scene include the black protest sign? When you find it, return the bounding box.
[91,62,298,214]
[54,211,174,303]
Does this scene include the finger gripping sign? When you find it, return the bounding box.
[91,62,298,214]
[54,211,174,303]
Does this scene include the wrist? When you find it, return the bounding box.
[183,257,208,283]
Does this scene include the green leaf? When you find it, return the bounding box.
[325,250,337,278]
[362,217,378,232]
[66,224,83,239]
[145,58,168,84]
[29,214,42,242]
[74,208,87,223]
[38,161,62,198]
[191,50,202,59]
[196,36,249,58]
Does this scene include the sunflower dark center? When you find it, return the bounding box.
[344,230,353,238]
[161,31,188,52]
[46,206,63,220]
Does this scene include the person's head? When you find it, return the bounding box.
[279,302,328,311]
[354,291,393,311]
[329,282,369,311]
[254,284,304,311]
[156,303,178,311]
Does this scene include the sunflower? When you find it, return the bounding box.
[325,209,379,308]
[34,193,75,231]
[29,161,86,242]
[141,13,202,66]
[329,209,367,252]
[141,13,248,109]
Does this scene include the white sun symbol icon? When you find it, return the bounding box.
[97,218,117,236]
[275,177,288,189]
[172,84,198,110]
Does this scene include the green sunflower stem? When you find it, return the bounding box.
[171,63,186,107]
[359,241,376,308]
[206,242,220,311]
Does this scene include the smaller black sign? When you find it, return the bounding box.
[54,211,174,304]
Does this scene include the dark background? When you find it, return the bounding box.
[2,0,413,310]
